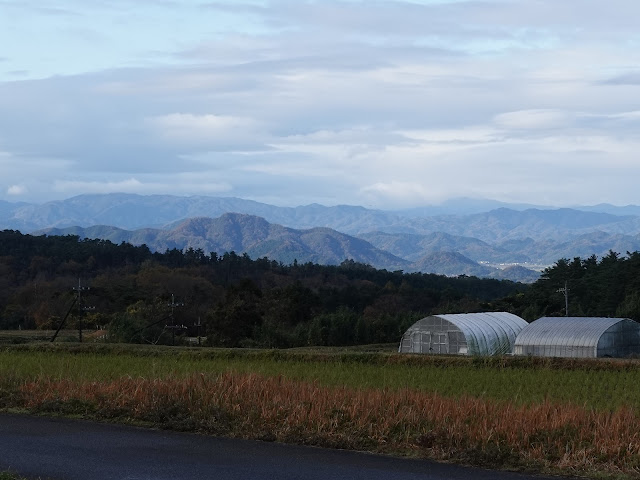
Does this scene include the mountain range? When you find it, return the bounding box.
[38,214,408,271]
[36,214,540,282]
[6,193,640,282]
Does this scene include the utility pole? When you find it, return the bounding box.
[557,281,569,317]
[195,317,202,346]
[166,294,185,346]
[51,296,77,343]
[73,278,94,342]
[52,278,94,343]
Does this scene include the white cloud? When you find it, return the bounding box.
[7,185,27,195]
[146,113,265,151]
[493,110,574,130]
[52,176,232,197]
[150,113,255,135]
[53,178,145,194]
[400,127,499,145]
[3,1,640,208]
[360,181,441,206]
[94,72,242,96]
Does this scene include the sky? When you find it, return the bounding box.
[1,0,640,209]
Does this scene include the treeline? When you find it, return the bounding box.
[496,251,640,321]
[0,230,522,347]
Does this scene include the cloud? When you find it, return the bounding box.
[493,110,574,130]
[146,113,266,151]
[599,111,640,121]
[5,70,29,77]
[7,185,27,195]
[52,177,232,196]
[601,72,640,85]
[2,1,640,207]
[53,178,145,194]
[360,181,439,206]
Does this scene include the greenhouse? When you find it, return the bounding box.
[513,316,640,358]
[398,312,528,356]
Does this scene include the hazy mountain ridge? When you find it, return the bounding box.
[359,230,640,265]
[38,214,410,272]
[37,213,542,282]
[393,197,549,216]
[11,193,640,282]
[396,208,640,243]
[574,204,640,217]
[2,194,405,234]
[411,251,493,277]
[404,251,538,282]
[6,194,640,242]
[499,231,640,264]
[357,231,526,263]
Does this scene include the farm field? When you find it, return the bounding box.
[0,329,108,345]
[0,330,79,344]
[2,343,640,479]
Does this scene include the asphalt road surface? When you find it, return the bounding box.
[0,413,567,480]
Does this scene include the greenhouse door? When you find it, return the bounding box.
[410,331,428,353]
[421,332,432,353]
[409,332,447,354]
[431,333,448,354]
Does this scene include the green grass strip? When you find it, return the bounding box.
[2,343,640,411]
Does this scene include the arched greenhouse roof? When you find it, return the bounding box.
[435,312,528,355]
[401,312,528,356]
[514,316,640,357]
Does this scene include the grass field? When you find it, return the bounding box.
[0,473,30,480]
[2,343,640,479]
[0,329,76,344]
[0,329,108,345]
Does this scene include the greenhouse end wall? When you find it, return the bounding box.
[398,312,528,356]
[398,316,467,355]
[597,320,640,357]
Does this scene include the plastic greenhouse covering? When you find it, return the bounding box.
[514,316,640,358]
[398,312,528,356]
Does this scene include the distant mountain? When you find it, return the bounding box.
[400,208,640,243]
[394,197,548,216]
[401,198,640,218]
[7,194,640,243]
[488,265,541,283]
[4,193,412,234]
[38,214,410,271]
[574,204,640,217]
[0,200,25,216]
[358,231,529,263]
[10,193,640,280]
[5,194,290,231]
[409,251,495,277]
[407,252,540,282]
[37,214,542,281]
[497,231,640,264]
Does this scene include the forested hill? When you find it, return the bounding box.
[496,251,640,321]
[38,213,410,272]
[4,230,639,347]
[0,230,522,347]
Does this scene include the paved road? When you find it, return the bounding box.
[0,413,566,480]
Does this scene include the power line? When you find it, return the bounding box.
[51,278,95,342]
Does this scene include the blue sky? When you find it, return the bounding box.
[1,0,640,208]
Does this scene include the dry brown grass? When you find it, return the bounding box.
[13,372,640,478]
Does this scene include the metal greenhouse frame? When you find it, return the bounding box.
[398,312,528,356]
[514,316,640,358]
